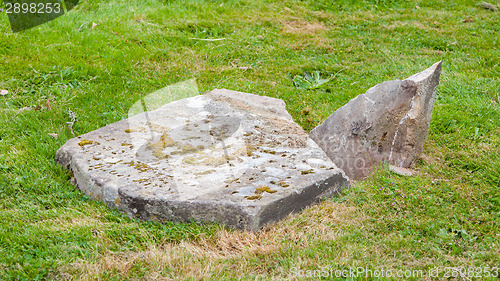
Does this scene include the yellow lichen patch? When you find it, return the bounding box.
[114,197,121,206]
[180,144,197,153]
[279,181,290,188]
[224,178,240,184]
[89,163,104,170]
[160,132,175,147]
[78,139,94,147]
[153,150,169,159]
[301,169,314,175]
[146,141,163,150]
[145,133,177,159]
[246,144,256,154]
[201,156,233,167]
[234,144,257,157]
[132,178,149,183]
[255,186,277,194]
[182,156,197,165]
[244,195,262,200]
[125,127,146,133]
[242,185,277,200]
[148,133,175,150]
[262,149,276,154]
[170,143,199,156]
[148,123,169,132]
[121,142,133,148]
[134,163,151,172]
[195,169,216,175]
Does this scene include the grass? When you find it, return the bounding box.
[0,0,499,279]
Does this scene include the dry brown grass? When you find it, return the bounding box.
[278,18,334,51]
[61,201,361,280]
[281,19,328,35]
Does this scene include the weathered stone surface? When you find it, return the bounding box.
[310,61,442,180]
[56,89,348,231]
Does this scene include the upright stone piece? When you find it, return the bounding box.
[56,89,348,231]
[310,61,442,180]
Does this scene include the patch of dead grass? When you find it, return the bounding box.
[281,19,328,35]
[287,37,334,51]
[61,201,361,280]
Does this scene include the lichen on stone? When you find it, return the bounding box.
[201,156,233,166]
[244,194,262,200]
[78,139,94,147]
[153,150,169,159]
[279,181,290,187]
[180,143,197,153]
[195,169,216,175]
[134,163,151,172]
[301,169,314,175]
[224,178,240,184]
[262,149,276,154]
[182,156,197,164]
[255,185,277,194]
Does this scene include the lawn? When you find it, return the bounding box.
[0,0,499,279]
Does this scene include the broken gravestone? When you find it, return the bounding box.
[56,89,348,231]
[310,61,442,180]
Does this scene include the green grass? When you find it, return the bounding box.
[0,0,499,279]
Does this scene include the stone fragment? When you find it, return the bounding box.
[56,89,348,231]
[309,61,442,180]
[477,2,498,11]
[389,165,413,177]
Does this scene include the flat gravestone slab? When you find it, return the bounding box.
[56,89,348,231]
